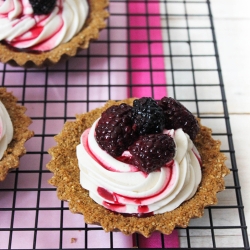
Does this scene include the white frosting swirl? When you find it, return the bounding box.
[0,0,89,51]
[77,119,202,215]
[0,101,13,160]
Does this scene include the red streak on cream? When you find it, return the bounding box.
[97,187,117,203]
[192,148,202,166]
[103,201,126,212]
[137,205,149,213]
[81,129,119,172]
[14,25,44,42]
[115,155,138,172]
[30,26,43,39]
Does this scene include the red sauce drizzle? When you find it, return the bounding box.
[97,187,115,202]
[103,201,125,211]
[137,205,149,213]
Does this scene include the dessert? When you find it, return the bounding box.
[0,88,34,181]
[0,0,109,67]
[47,97,230,237]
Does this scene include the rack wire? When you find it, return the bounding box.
[0,0,249,249]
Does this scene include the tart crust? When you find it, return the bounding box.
[0,0,109,68]
[47,99,230,237]
[0,88,34,181]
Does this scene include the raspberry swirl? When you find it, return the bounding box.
[0,101,13,160]
[77,119,202,215]
[0,0,89,51]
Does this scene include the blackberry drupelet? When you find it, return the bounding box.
[95,103,138,157]
[29,0,57,15]
[158,97,200,140]
[132,97,165,135]
[128,134,176,173]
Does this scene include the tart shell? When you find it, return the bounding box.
[47,98,230,237]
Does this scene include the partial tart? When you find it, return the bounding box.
[0,0,109,68]
[0,88,34,181]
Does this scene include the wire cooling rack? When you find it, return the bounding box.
[0,0,249,249]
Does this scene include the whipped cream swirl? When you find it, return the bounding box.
[77,119,202,215]
[0,0,89,51]
[0,101,13,160]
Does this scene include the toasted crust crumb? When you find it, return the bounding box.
[71,238,77,243]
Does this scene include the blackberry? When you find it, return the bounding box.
[132,97,165,135]
[158,97,200,140]
[29,0,57,15]
[128,134,175,173]
[95,103,138,157]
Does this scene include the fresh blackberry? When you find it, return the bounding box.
[95,103,138,157]
[29,0,57,15]
[158,97,200,140]
[128,134,175,173]
[132,97,165,135]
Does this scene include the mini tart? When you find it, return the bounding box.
[0,0,109,68]
[0,88,34,181]
[47,98,230,238]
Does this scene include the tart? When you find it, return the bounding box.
[0,88,34,181]
[47,97,230,237]
[0,0,109,68]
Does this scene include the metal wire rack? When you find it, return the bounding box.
[0,0,249,249]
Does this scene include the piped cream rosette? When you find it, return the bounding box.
[77,119,202,215]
